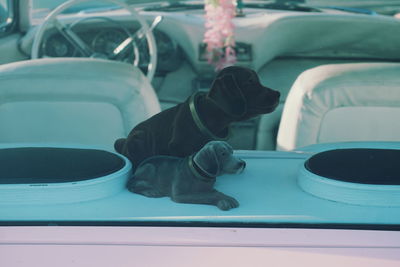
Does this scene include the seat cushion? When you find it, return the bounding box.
[277,63,400,151]
[0,58,161,149]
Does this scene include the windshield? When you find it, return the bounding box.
[33,0,125,12]
[33,0,168,11]
[31,0,400,16]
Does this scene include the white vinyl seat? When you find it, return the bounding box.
[0,58,161,150]
[276,62,400,151]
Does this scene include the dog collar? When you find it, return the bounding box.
[188,155,216,182]
[189,92,230,141]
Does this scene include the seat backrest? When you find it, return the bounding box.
[0,58,161,150]
[276,62,400,151]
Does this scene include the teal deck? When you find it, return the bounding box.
[1,142,400,227]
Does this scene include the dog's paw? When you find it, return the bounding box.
[217,196,239,211]
[128,180,164,198]
[140,189,164,198]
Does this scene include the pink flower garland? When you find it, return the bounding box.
[204,0,237,70]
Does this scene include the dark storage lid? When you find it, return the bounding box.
[299,148,400,207]
[305,148,400,185]
[0,147,125,184]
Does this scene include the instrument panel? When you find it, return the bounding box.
[41,26,183,73]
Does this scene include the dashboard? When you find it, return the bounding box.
[39,20,184,74]
[36,14,252,77]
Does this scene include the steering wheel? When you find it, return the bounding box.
[31,0,158,82]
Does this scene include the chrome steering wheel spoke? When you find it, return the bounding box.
[111,15,162,60]
[53,19,94,57]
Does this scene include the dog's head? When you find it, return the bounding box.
[207,66,281,120]
[193,141,246,177]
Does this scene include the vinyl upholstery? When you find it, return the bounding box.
[0,58,161,150]
[276,62,400,151]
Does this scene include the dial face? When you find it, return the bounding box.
[154,30,174,56]
[43,34,74,57]
[92,29,131,58]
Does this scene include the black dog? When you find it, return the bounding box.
[114,66,280,168]
[127,141,246,210]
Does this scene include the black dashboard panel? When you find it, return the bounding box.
[198,42,252,62]
[41,25,183,74]
[42,33,77,57]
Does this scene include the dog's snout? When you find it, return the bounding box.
[236,159,246,173]
[266,87,280,100]
[239,160,246,169]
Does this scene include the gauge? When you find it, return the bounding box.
[154,30,175,58]
[153,29,183,73]
[43,34,75,57]
[92,29,132,59]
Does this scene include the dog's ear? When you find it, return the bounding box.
[207,74,246,119]
[193,143,220,177]
[114,138,126,153]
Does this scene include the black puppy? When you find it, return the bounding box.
[127,141,246,210]
[115,66,280,168]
